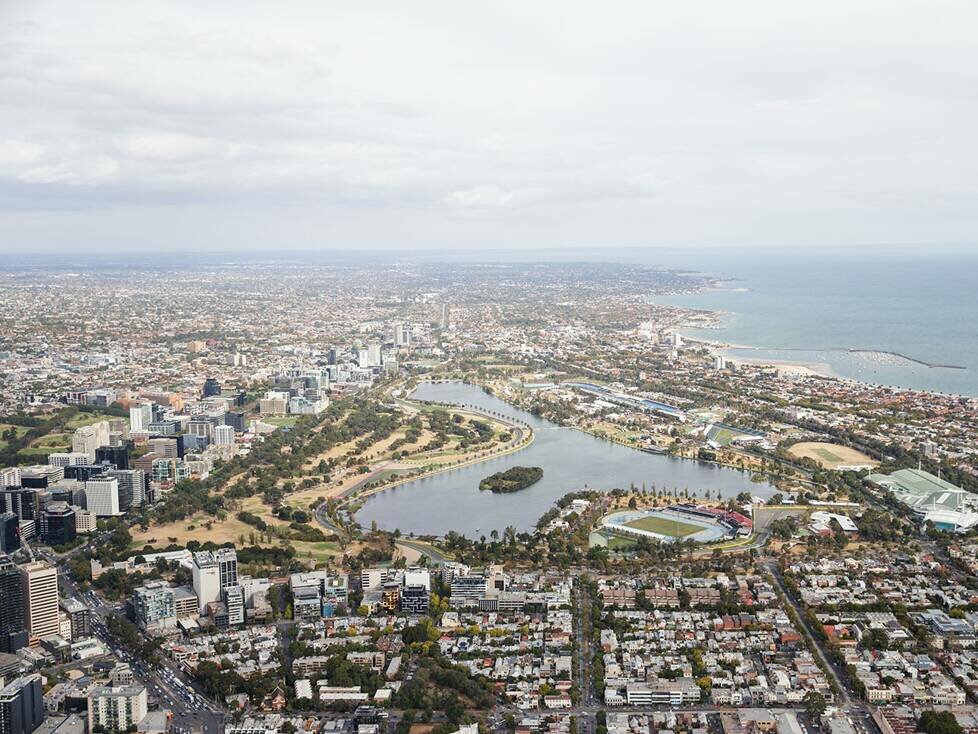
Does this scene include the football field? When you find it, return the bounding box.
[623,515,703,537]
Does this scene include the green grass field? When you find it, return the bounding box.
[812,447,845,463]
[623,515,703,537]
[0,425,30,450]
[263,416,299,428]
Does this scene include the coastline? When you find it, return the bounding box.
[685,336,838,379]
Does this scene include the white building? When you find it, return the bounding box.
[85,477,121,516]
[88,684,148,732]
[47,453,92,467]
[21,561,60,641]
[129,403,153,433]
[71,421,110,461]
[214,425,235,446]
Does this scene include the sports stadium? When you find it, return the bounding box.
[593,504,752,546]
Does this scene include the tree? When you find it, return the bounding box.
[918,712,964,734]
[803,690,827,719]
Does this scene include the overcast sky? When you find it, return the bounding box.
[1,0,977,253]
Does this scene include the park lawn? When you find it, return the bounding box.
[263,416,299,428]
[292,540,341,563]
[623,515,703,537]
[607,536,638,551]
[0,425,30,450]
[65,412,115,430]
[30,432,71,448]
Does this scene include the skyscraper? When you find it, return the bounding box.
[0,674,43,734]
[84,478,121,517]
[202,378,222,398]
[20,562,59,643]
[0,556,25,653]
[71,422,110,462]
[105,469,144,511]
[128,402,153,434]
[191,549,237,614]
[0,514,19,555]
[95,445,130,470]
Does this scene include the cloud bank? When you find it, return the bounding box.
[1,0,977,251]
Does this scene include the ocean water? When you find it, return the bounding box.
[651,247,978,396]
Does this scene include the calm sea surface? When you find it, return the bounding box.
[649,247,978,396]
[355,382,775,538]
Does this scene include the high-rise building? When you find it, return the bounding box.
[84,478,120,517]
[20,562,59,642]
[39,503,75,546]
[202,378,222,398]
[106,469,144,510]
[59,598,90,640]
[130,582,175,629]
[0,556,25,653]
[71,422,110,462]
[191,549,237,614]
[95,445,130,470]
[45,453,91,468]
[0,514,18,555]
[224,411,246,433]
[128,402,153,434]
[0,674,43,734]
[394,324,411,347]
[213,425,235,446]
[223,585,244,626]
[0,489,39,522]
[87,684,147,733]
[0,470,20,489]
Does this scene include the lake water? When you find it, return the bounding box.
[355,381,775,538]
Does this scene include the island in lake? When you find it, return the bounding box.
[479,466,544,493]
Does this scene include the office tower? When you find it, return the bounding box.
[87,684,147,733]
[70,422,110,462]
[202,378,222,398]
[20,562,59,642]
[39,503,75,546]
[0,514,18,555]
[131,583,175,629]
[45,453,90,468]
[95,445,130,470]
[84,478,120,517]
[223,585,244,626]
[0,556,25,653]
[129,403,153,433]
[58,598,90,640]
[186,419,214,444]
[326,348,338,365]
[394,323,411,347]
[18,466,62,489]
[191,553,220,614]
[147,437,179,459]
[0,674,43,734]
[191,549,237,614]
[1,489,39,522]
[224,411,246,433]
[367,342,382,366]
[215,548,238,588]
[106,469,144,510]
[213,425,235,446]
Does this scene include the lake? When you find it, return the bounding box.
[354,381,775,537]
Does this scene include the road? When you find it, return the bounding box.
[53,548,226,732]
